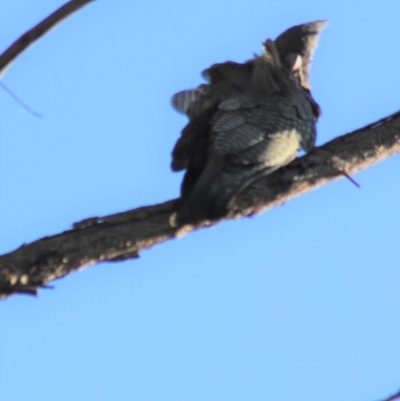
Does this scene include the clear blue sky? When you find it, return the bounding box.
[1,1,399,400]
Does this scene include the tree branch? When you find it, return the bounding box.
[0,0,93,76]
[2,7,398,401]
[1,110,399,299]
[379,389,400,401]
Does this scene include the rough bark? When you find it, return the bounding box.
[2,1,399,300]
[1,109,399,298]
[1,4,399,401]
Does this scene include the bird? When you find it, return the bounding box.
[170,20,326,224]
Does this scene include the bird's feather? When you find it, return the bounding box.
[170,21,325,223]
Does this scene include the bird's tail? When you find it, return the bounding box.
[176,163,280,224]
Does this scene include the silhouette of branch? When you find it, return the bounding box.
[0,109,399,299]
[379,389,400,401]
[1,7,398,401]
[0,0,93,76]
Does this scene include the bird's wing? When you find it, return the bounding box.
[211,91,317,167]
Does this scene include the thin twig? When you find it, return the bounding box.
[342,171,361,188]
[0,0,94,76]
[0,81,43,117]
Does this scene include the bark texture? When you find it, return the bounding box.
[1,4,399,401]
[1,110,399,298]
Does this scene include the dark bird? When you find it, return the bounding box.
[171,20,326,224]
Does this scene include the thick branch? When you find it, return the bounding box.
[1,110,399,299]
[0,0,93,76]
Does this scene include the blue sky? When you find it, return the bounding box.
[1,1,399,400]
